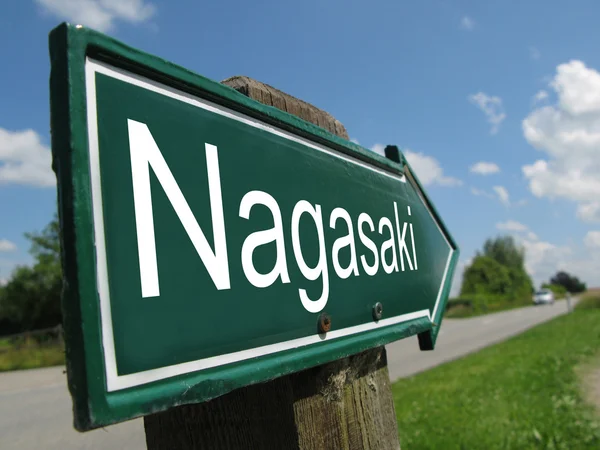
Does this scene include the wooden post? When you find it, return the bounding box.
[143,77,401,450]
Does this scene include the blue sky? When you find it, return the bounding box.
[2,0,600,293]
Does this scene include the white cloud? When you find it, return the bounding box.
[577,202,600,223]
[0,278,6,287]
[470,187,494,198]
[470,161,500,175]
[520,237,572,287]
[555,256,600,290]
[496,224,600,289]
[522,60,600,222]
[350,138,360,144]
[36,0,156,32]
[532,90,549,105]
[482,218,598,288]
[469,92,506,134]
[472,185,521,207]
[370,144,462,187]
[529,46,541,61]
[584,231,600,248]
[460,16,475,31]
[493,185,510,206]
[370,143,386,156]
[551,60,600,114]
[0,240,17,252]
[404,151,462,186]
[496,220,528,232]
[0,128,55,187]
[495,220,536,238]
[454,223,600,292]
[489,221,571,287]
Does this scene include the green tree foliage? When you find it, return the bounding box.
[461,235,533,301]
[541,283,567,297]
[549,271,587,294]
[506,266,534,300]
[461,256,511,296]
[481,235,525,270]
[0,217,62,332]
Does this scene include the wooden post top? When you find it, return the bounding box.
[222,75,350,140]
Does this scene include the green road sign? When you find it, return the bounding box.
[49,23,458,431]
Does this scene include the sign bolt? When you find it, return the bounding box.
[372,302,383,321]
[318,313,332,334]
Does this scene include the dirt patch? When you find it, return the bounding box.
[579,359,600,413]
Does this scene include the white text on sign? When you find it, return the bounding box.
[127,119,418,314]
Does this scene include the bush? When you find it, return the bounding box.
[507,267,535,301]
[445,293,534,318]
[460,256,512,297]
[446,297,474,310]
[460,236,534,302]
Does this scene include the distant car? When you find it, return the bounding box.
[533,289,555,305]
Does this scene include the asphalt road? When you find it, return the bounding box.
[0,300,574,450]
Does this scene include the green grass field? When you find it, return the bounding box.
[393,308,600,449]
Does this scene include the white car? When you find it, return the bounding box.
[533,289,555,305]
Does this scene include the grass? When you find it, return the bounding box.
[0,339,65,372]
[445,297,535,318]
[393,309,600,449]
[576,290,600,311]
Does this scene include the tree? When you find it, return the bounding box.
[0,216,62,332]
[460,256,512,297]
[480,235,525,270]
[549,271,586,294]
[461,235,534,300]
[541,283,567,297]
[506,266,535,300]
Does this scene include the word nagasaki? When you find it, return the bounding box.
[127,120,419,314]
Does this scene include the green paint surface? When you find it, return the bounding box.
[49,23,458,430]
[95,72,449,376]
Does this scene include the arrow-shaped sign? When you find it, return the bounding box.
[50,23,459,430]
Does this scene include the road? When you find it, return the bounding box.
[387,299,575,379]
[0,300,573,450]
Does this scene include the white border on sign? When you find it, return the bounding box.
[84,58,455,392]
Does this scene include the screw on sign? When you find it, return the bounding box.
[373,302,384,321]
[318,312,332,334]
[49,22,458,449]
